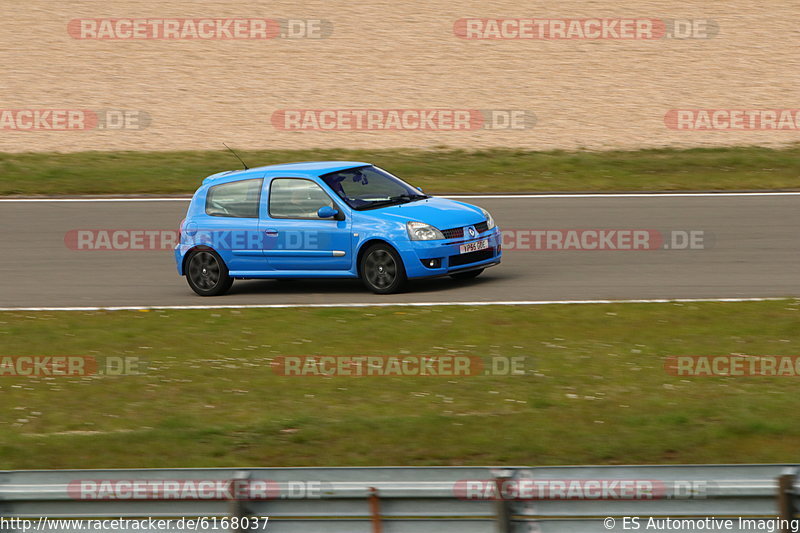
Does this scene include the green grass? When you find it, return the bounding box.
[1,146,799,195]
[1,300,799,469]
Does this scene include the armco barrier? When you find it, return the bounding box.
[0,465,797,532]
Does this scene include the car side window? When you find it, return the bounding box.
[269,178,334,219]
[205,178,263,218]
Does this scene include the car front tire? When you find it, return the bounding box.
[360,244,407,294]
[186,249,233,296]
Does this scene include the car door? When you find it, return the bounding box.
[261,177,352,271]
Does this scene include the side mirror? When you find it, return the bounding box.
[317,206,340,219]
[416,187,424,193]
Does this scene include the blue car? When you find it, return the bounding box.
[175,162,501,295]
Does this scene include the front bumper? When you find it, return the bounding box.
[398,227,502,279]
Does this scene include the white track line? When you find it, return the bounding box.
[0,297,792,312]
[447,192,800,199]
[2,192,800,202]
[0,198,191,202]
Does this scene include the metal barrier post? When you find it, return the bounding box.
[369,486,382,533]
[494,475,512,533]
[229,471,252,532]
[778,468,798,533]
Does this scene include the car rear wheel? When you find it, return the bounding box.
[360,244,406,294]
[186,250,233,296]
[450,268,484,281]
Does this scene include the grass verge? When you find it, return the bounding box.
[1,146,799,196]
[1,300,799,468]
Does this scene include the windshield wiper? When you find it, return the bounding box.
[355,194,428,211]
[393,193,428,202]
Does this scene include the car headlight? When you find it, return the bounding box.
[407,221,445,241]
[481,208,496,230]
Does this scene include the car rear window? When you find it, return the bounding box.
[205,178,263,218]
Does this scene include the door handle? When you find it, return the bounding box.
[264,229,278,236]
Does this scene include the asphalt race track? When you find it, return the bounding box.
[2,195,799,309]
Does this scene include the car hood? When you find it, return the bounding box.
[365,197,484,229]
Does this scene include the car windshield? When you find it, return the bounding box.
[320,165,428,210]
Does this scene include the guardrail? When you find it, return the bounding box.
[0,465,797,532]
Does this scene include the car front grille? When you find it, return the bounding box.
[441,220,490,240]
[449,247,495,267]
[441,227,464,239]
[474,221,489,233]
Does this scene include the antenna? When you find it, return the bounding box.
[223,143,249,170]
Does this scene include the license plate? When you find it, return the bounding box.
[459,239,489,254]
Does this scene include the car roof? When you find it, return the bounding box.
[202,161,369,184]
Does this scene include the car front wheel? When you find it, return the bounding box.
[360,244,407,294]
[186,250,233,296]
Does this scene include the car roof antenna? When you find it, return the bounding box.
[223,143,249,170]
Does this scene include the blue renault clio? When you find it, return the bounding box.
[175,162,501,295]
